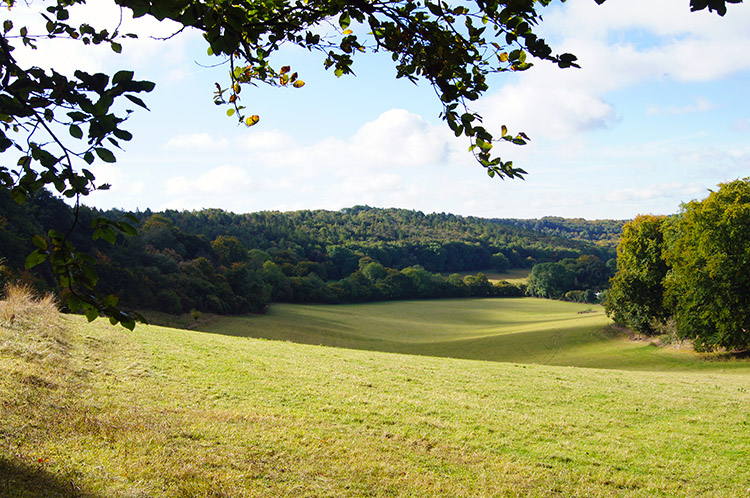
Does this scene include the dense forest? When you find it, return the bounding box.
[1,192,619,316]
[493,217,626,248]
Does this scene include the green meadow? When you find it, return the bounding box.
[196,298,743,372]
[3,290,750,497]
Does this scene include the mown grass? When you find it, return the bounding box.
[197,298,750,372]
[3,289,750,496]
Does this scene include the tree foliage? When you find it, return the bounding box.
[603,215,669,336]
[2,197,626,313]
[0,0,740,325]
[663,179,750,351]
[526,254,610,301]
[606,180,750,351]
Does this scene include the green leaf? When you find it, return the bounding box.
[113,129,133,141]
[67,294,82,312]
[227,108,235,117]
[111,41,122,53]
[85,307,99,322]
[67,111,88,121]
[32,235,48,250]
[339,13,351,30]
[69,124,83,139]
[93,227,116,244]
[25,249,48,269]
[94,148,116,163]
[102,294,120,307]
[124,94,149,110]
[113,70,134,84]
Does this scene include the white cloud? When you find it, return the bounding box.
[478,0,750,141]
[349,109,452,167]
[229,109,461,177]
[152,109,473,214]
[239,130,295,151]
[83,164,144,209]
[480,83,619,140]
[675,145,750,176]
[164,133,229,150]
[165,165,255,196]
[8,0,192,76]
[647,97,715,116]
[604,182,704,203]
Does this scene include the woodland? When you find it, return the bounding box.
[0,191,618,315]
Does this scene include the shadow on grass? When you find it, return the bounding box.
[0,458,103,498]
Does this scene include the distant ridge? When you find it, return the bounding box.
[492,216,627,248]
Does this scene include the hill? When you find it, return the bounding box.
[493,216,627,248]
[1,193,618,317]
[2,291,749,497]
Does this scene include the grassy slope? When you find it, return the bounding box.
[197,298,748,372]
[2,311,750,497]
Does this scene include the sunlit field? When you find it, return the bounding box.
[3,291,750,496]
[197,298,747,372]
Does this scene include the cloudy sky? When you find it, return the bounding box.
[9,0,750,219]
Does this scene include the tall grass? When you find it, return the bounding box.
[0,284,67,364]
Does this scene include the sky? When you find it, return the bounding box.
[8,0,750,220]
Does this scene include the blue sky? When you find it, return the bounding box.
[10,0,750,219]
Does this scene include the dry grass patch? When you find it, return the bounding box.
[0,284,67,364]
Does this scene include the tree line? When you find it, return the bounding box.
[1,194,616,316]
[604,178,750,352]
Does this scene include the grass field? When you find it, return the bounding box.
[196,298,746,372]
[3,290,750,496]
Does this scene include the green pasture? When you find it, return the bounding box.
[3,306,750,497]
[197,298,747,372]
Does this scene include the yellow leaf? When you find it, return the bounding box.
[293,80,305,88]
[501,125,507,136]
[245,115,260,127]
[499,52,509,62]
[343,29,353,35]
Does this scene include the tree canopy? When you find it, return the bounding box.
[603,215,669,336]
[606,179,750,352]
[663,178,750,351]
[0,0,741,326]
[3,199,620,313]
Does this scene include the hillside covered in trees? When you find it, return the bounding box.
[493,217,626,248]
[1,193,618,316]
